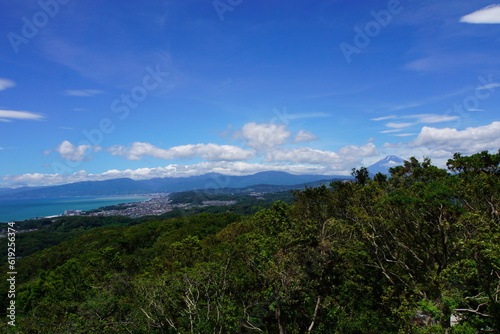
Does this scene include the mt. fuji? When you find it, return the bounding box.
[367,155,405,175]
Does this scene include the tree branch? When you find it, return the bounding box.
[307,295,321,333]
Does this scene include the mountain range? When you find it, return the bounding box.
[0,156,404,199]
[0,172,350,199]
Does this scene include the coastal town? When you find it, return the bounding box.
[63,195,237,219]
[0,194,238,237]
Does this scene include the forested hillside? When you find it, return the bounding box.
[1,150,499,333]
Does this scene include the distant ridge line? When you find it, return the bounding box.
[0,171,351,199]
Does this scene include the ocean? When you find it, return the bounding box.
[0,196,150,223]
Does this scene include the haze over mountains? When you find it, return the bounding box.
[0,156,404,199]
[0,172,348,199]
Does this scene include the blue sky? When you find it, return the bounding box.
[1,0,499,187]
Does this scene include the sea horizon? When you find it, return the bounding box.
[0,195,151,223]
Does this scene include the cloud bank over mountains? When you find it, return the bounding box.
[3,117,500,187]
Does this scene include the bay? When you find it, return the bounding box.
[0,196,150,223]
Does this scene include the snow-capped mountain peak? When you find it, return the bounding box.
[368,155,405,175]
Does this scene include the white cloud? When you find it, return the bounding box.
[339,142,378,157]
[65,89,105,97]
[409,121,500,154]
[293,130,318,143]
[382,142,402,148]
[265,142,377,168]
[376,114,461,132]
[411,114,460,123]
[460,5,500,24]
[235,122,291,150]
[265,147,342,165]
[393,133,417,137]
[0,78,16,91]
[386,122,414,129]
[379,129,402,133]
[108,142,255,161]
[285,112,330,120]
[375,114,460,125]
[371,115,397,121]
[270,108,330,123]
[55,141,94,162]
[0,109,45,121]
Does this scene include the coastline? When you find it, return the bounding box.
[0,195,156,223]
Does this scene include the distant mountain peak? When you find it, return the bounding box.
[382,155,403,162]
[368,155,404,175]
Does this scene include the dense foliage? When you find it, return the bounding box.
[0,216,135,259]
[1,150,499,333]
